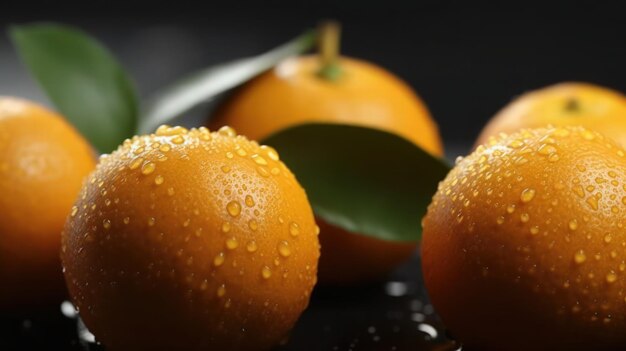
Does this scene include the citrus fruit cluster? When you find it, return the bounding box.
[4,23,626,351]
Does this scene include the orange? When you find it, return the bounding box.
[210,55,443,284]
[61,125,320,351]
[0,97,95,310]
[422,126,626,351]
[476,82,626,147]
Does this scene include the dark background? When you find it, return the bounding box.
[1,0,625,156]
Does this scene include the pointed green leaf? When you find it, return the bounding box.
[263,123,451,242]
[10,23,138,153]
[139,30,316,134]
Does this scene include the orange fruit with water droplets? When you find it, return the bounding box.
[0,97,96,310]
[422,126,626,351]
[61,125,319,351]
[476,82,626,147]
[210,55,442,284]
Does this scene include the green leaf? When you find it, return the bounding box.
[139,30,316,134]
[10,23,138,153]
[263,123,451,242]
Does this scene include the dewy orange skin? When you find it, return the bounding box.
[423,126,626,351]
[62,125,319,351]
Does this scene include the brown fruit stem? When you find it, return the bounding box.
[317,21,342,81]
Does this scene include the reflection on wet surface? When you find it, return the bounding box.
[1,254,461,350]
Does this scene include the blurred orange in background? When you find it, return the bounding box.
[476,82,626,147]
[211,24,444,284]
[0,97,95,310]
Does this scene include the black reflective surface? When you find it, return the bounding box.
[0,253,463,351]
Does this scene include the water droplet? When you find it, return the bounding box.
[129,157,144,170]
[520,213,530,223]
[123,217,130,225]
[167,187,175,196]
[574,250,587,264]
[569,220,578,231]
[159,144,171,152]
[227,201,241,217]
[221,165,231,173]
[221,222,231,233]
[218,126,236,137]
[248,220,258,231]
[520,188,536,203]
[213,253,225,267]
[236,148,247,157]
[530,226,539,235]
[171,135,184,144]
[289,222,300,237]
[225,151,234,159]
[553,128,570,137]
[103,219,111,229]
[148,217,156,226]
[573,185,585,198]
[245,195,255,207]
[156,125,188,136]
[261,145,280,161]
[251,154,268,166]
[141,162,156,175]
[154,175,164,185]
[261,266,272,279]
[586,196,599,210]
[496,216,505,225]
[217,284,226,297]
[246,241,258,253]
[548,153,560,162]
[506,204,516,214]
[538,144,557,155]
[226,237,239,250]
[605,234,613,243]
[256,166,270,177]
[314,225,320,235]
[71,206,78,217]
[606,271,618,283]
[278,241,291,257]
[582,130,596,140]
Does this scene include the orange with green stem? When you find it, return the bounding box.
[210,22,444,284]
